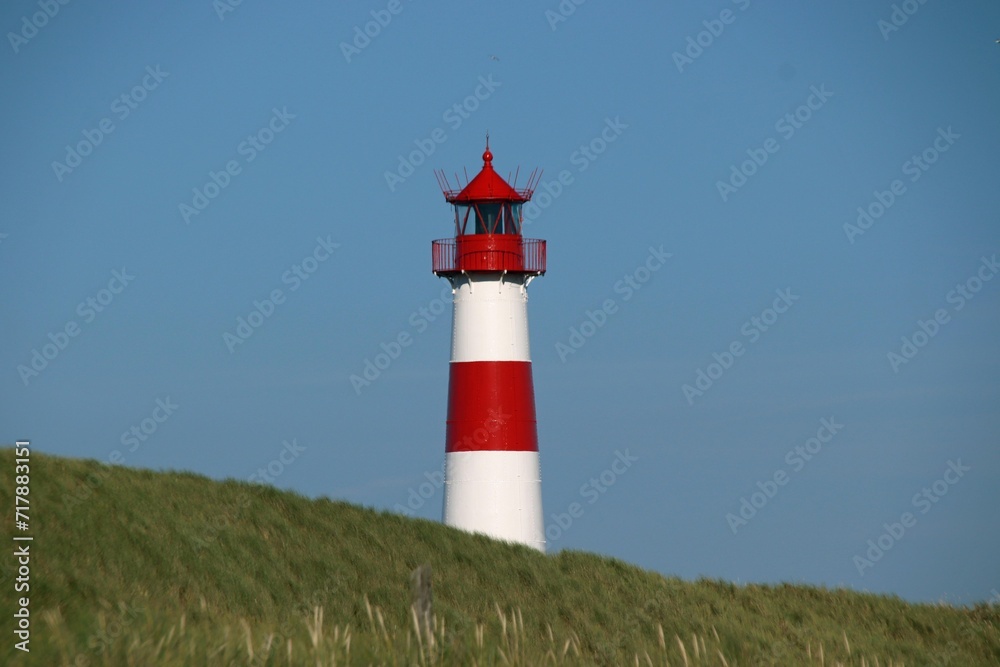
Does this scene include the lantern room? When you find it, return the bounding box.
[433,145,546,275]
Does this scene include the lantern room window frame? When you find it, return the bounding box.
[454,201,523,236]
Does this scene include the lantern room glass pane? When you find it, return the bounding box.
[455,205,472,234]
[510,203,522,234]
[477,203,501,234]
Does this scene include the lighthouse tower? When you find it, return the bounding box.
[432,144,546,552]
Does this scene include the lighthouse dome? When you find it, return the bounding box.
[448,148,529,203]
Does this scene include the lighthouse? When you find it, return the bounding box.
[432,143,547,552]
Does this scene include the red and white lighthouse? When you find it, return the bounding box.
[432,144,546,552]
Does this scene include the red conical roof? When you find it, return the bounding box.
[447,148,529,203]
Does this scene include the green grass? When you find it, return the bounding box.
[1,449,997,665]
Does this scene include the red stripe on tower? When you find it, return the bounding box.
[446,361,538,453]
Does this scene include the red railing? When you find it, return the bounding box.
[432,236,546,274]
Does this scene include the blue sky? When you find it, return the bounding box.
[2,0,998,605]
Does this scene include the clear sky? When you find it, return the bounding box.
[2,0,998,605]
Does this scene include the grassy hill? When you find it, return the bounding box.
[1,449,997,666]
